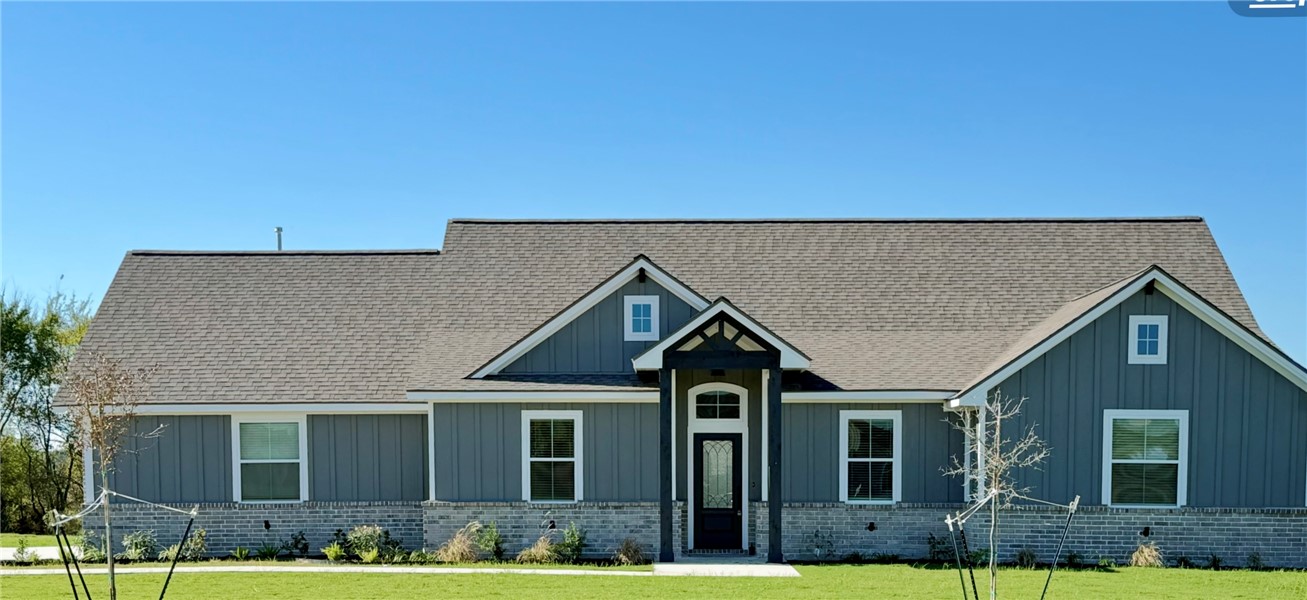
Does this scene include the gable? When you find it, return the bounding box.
[987,288,1307,507]
[953,267,1307,407]
[500,277,698,375]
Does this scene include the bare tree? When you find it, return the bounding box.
[65,352,159,600]
[945,390,1051,600]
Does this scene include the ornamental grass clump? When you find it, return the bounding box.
[516,535,557,564]
[612,537,648,566]
[1130,541,1164,567]
[434,521,482,563]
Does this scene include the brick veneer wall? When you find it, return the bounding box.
[752,502,1307,568]
[83,502,424,557]
[423,501,664,559]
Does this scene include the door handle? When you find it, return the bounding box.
[736,510,742,516]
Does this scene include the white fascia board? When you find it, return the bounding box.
[950,272,1156,407]
[409,391,658,403]
[631,301,810,370]
[951,268,1307,408]
[132,403,431,415]
[471,257,709,379]
[1154,278,1307,393]
[783,391,953,403]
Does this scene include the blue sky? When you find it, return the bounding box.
[2,2,1304,361]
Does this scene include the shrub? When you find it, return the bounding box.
[553,522,587,564]
[1129,542,1163,568]
[231,546,251,560]
[1097,556,1116,569]
[408,549,435,564]
[1245,552,1265,571]
[11,536,37,563]
[1063,551,1083,568]
[1174,555,1196,569]
[809,529,835,562]
[1205,554,1223,570]
[477,521,505,561]
[346,525,386,559]
[287,531,309,557]
[322,542,347,562]
[967,548,990,566]
[117,530,158,562]
[516,535,556,564]
[435,521,483,563]
[926,533,957,563]
[842,552,866,564]
[869,553,899,564]
[358,548,379,564]
[1016,547,1038,569]
[255,542,283,560]
[161,529,208,562]
[80,532,107,563]
[612,537,647,566]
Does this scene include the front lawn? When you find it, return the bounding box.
[2,564,1303,599]
[0,533,73,548]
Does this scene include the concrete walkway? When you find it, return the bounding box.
[0,546,78,561]
[654,557,801,577]
[3,561,800,578]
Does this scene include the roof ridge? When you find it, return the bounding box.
[1065,265,1157,302]
[449,216,1205,225]
[129,249,441,256]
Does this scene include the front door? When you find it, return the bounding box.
[693,432,743,549]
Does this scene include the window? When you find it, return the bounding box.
[522,410,583,503]
[1103,410,1188,507]
[1128,315,1168,365]
[623,295,660,341]
[839,410,901,504]
[232,415,307,502]
[696,390,741,419]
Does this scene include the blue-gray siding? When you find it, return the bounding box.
[994,289,1307,507]
[105,414,430,503]
[501,278,697,374]
[432,403,659,501]
[104,415,233,503]
[308,414,428,501]
[782,403,966,503]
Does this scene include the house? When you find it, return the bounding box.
[73,217,1307,566]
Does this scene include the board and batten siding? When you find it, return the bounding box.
[782,403,966,503]
[103,415,233,503]
[431,403,659,501]
[308,414,428,501]
[992,288,1307,508]
[103,414,430,503]
[501,278,697,374]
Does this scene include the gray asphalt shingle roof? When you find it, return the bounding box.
[74,217,1262,403]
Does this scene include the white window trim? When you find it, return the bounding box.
[231,413,309,504]
[1102,409,1188,508]
[623,295,660,341]
[520,410,584,504]
[1128,315,1169,365]
[838,410,902,505]
[685,382,749,551]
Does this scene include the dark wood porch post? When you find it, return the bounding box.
[659,367,674,562]
[767,366,783,563]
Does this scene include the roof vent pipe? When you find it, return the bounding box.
[274,227,283,251]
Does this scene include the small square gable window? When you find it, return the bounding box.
[1128,315,1168,365]
[623,295,659,341]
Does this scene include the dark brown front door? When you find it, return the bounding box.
[693,432,742,550]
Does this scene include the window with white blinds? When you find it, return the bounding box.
[234,417,306,502]
[1103,410,1188,507]
[839,410,901,504]
[522,411,583,503]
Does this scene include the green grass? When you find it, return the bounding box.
[1,565,1303,599]
[0,533,76,548]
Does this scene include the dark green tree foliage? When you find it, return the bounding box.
[1,290,91,533]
